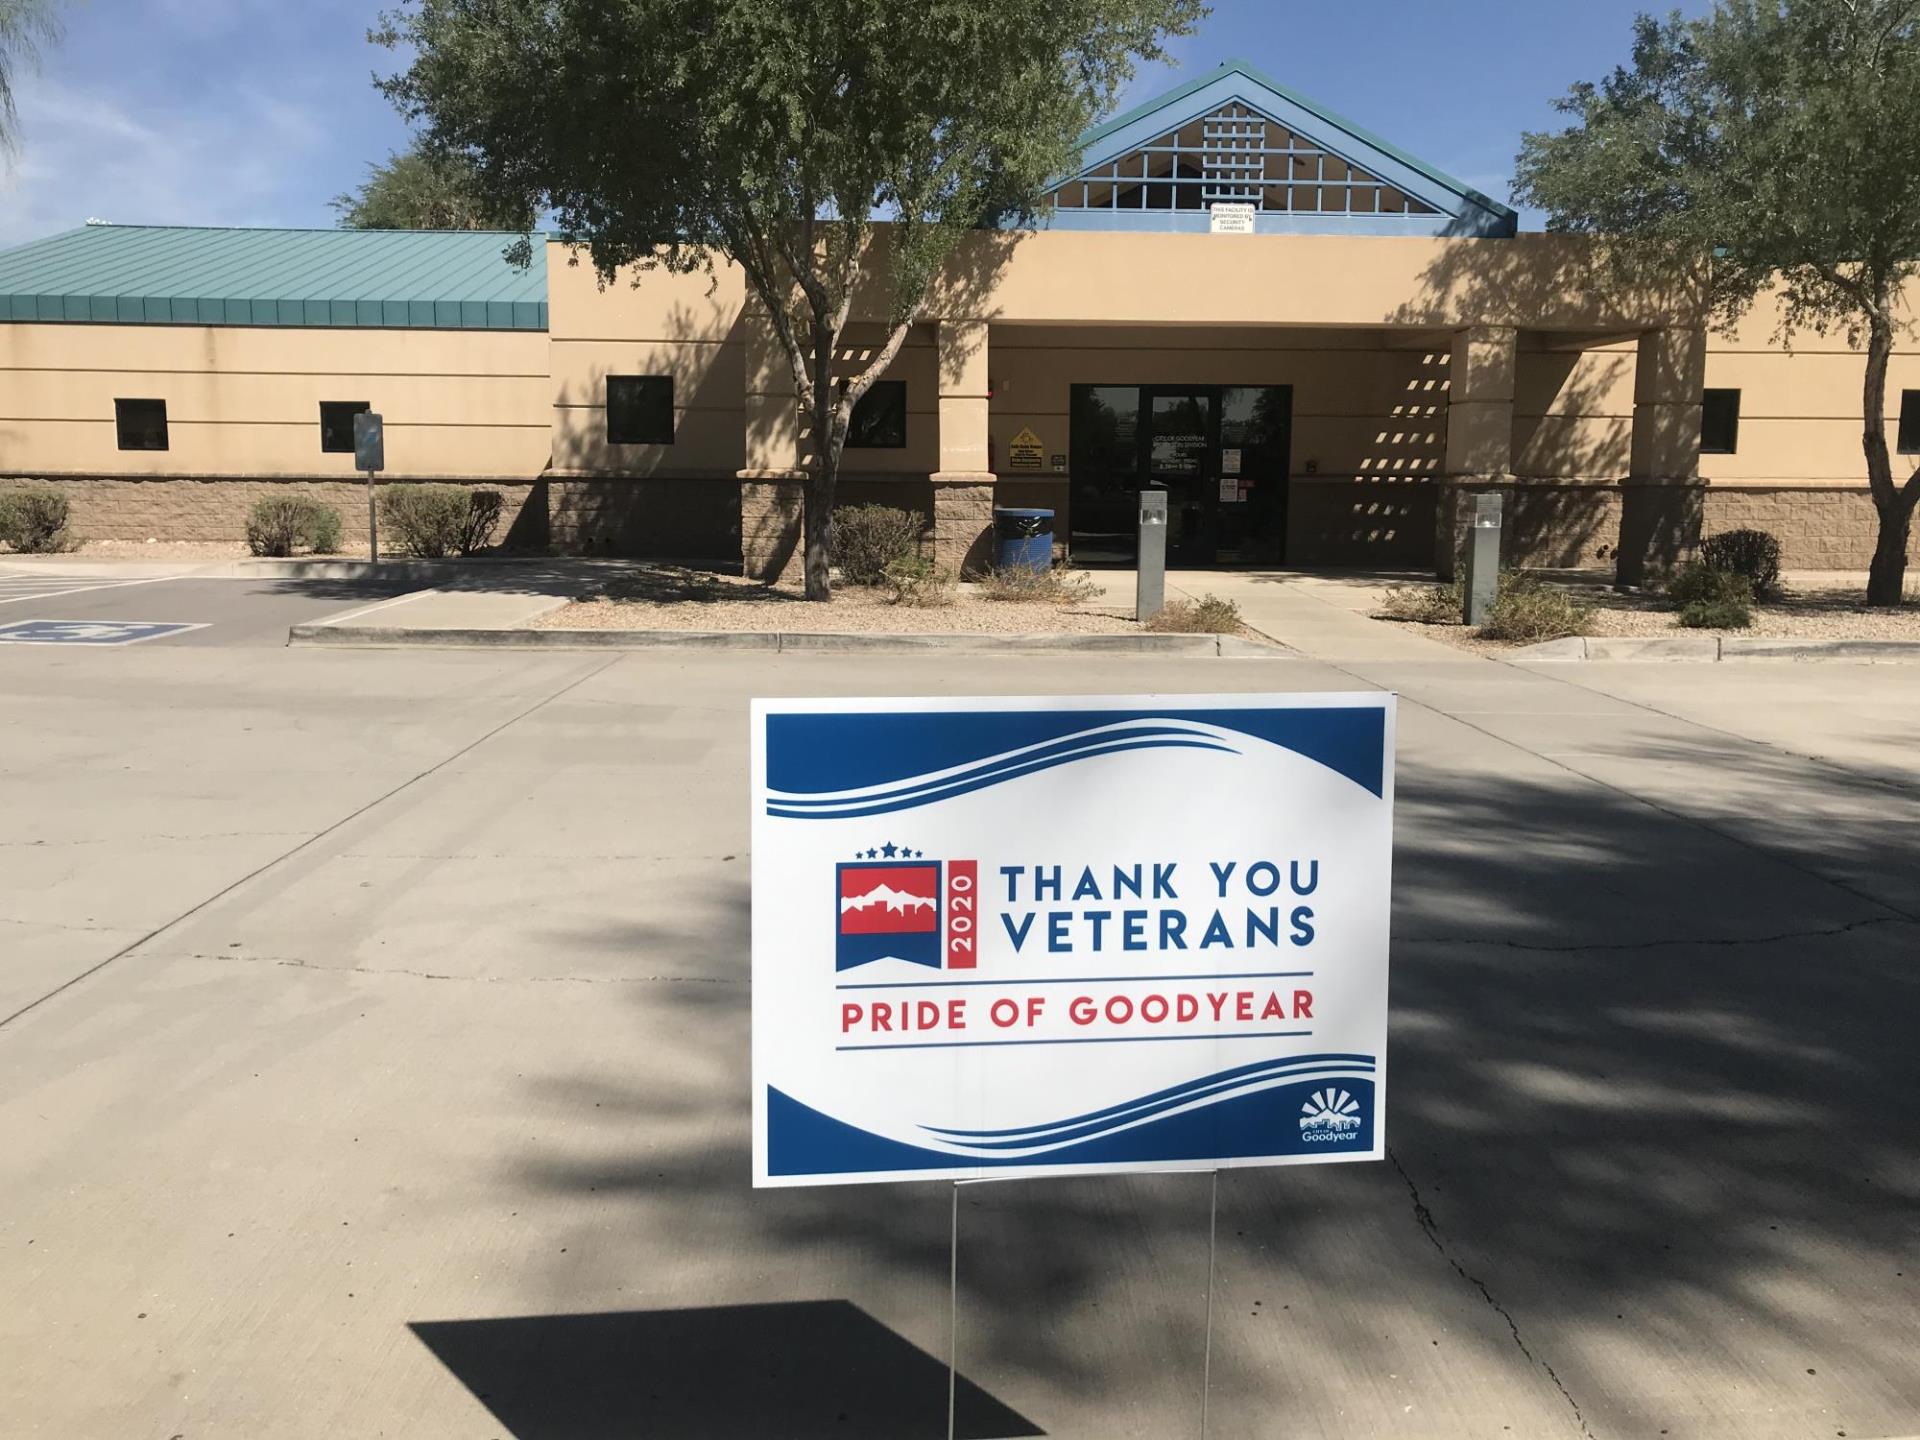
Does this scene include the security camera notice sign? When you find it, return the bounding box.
[750,693,1394,1187]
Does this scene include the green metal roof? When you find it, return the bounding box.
[0,224,548,330]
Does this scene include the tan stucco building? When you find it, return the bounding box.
[4,61,1917,578]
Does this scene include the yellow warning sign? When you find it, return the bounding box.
[1007,426,1045,470]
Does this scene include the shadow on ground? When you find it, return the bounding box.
[455,717,1920,1435]
[411,1299,1041,1440]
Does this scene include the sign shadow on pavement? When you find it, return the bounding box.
[410,1299,1043,1440]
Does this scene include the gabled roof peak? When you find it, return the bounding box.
[1056,58,1516,238]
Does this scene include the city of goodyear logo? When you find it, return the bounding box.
[751,695,1395,1188]
[1299,1087,1364,1143]
[835,845,977,971]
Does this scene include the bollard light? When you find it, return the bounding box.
[1463,491,1502,627]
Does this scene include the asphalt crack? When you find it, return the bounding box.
[1389,1147,1593,1439]
[1397,912,1911,954]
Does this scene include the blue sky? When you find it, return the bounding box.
[0,0,1712,247]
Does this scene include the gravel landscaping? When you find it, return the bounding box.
[1361,569,1920,652]
[532,564,1151,635]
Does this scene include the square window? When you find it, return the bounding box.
[320,401,370,454]
[1702,388,1740,454]
[607,375,674,445]
[115,398,168,451]
[846,380,907,449]
[1898,390,1920,454]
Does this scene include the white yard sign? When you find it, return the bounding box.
[750,693,1394,1187]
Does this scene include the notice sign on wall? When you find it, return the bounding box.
[1007,426,1045,469]
[750,693,1395,1187]
[1209,202,1257,234]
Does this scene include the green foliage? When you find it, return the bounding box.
[829,504,920,586]
[1378,579,1463,625]
[377,484,502,557]
[244,496,342,557]
[1678,596,1754,629]
[977,564,1100,605]
[376,0,1201,596]
[1698,527,1781,598]
[884,555,955,607]
[1477,571,1594,643]
[1144,594,1241,634]
[1514,0,1920,604]
[0,485,74,553]
[331,141,533,231]
[1667,559,1754,611]
[0,0,61,152]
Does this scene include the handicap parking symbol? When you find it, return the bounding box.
[0,619,208,646]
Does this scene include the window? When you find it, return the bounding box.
[320,401,370,454]
[846,380,907,449]
[1701,389,1740,454]
[1899,390,1920,454]
[115,398,168,452]
[606,375,674,445]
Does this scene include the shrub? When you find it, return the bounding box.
[977,563,1099,605]
[1667,559,1753,611]
[1378,579,1462,625]
[1679,596,1753,629]
[829,503,919,586]
[244,495,342,557]
[0,487,76,553]
[1477,571,1594,643]
[1144,594,1241,634]
[377,484,501,558]
[884,555,954,607]
[1698,528,1781,598]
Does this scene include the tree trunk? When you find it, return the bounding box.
[803,460,835,600]
[1860,314,1910,606]
[1867,493,1914,606]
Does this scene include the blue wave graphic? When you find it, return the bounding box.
[920,1054,1377,1150]
[765,706,1387,800]
[766,721,1239,820]
[765,1076,1379,1177]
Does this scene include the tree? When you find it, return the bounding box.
[0,0,61,153]
[1517,0,1920,607]
[376,0,1202,598]
[331,141,533,231]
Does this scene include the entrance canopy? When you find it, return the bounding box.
[1045,60,1517,239]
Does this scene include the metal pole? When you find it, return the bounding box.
[1463,490,1503,625]
[1200,1170,1219,1440]
[948,1181,960,1440]
[366,472,378,564]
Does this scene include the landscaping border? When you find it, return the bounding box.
[286,624,1287,657]
[1514,635,1920,662]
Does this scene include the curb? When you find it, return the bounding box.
[287,624,1287,657]
[1513,634,1920,662]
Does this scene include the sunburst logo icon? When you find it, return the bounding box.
[1298,1088,1364,1133]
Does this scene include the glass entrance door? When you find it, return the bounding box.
[1068,383,1292,565]
[1143,388,1215,567]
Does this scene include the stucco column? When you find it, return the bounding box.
[738,302,805,584]
[1617,327,1706,587]
[1435,325,1517,580]
[930,319,996,577]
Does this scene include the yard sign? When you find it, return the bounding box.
[750,693,1394,1187]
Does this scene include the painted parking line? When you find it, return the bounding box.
[0,574,194,606]
[0,619,210,646]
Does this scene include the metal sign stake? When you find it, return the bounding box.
[1200,1169,1219,1439]
[948,1181,960,1440]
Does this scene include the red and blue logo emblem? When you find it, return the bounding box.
[836,844,978,972]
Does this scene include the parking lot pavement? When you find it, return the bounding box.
[0,575,418,647]
[1,642,1916,1439]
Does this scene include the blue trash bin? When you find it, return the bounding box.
[992,508,1054,573]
